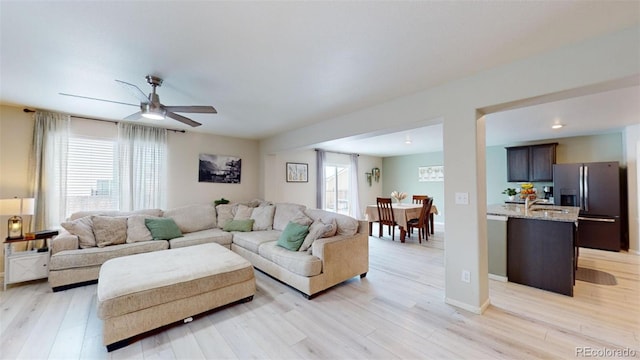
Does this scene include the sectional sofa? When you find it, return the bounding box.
[49,202,369,298]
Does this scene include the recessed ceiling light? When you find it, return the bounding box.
[551,124,564,129]
[404,135,412,144]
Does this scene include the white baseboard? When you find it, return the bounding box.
[488,274,508,282]
[628,249,640,255]
[445,297,491,314]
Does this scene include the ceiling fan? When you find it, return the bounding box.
[60,75,217,127]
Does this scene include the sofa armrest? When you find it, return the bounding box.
[311,231,369,281]
[51,229,79,254]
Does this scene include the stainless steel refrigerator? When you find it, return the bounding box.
[553,161,622,251]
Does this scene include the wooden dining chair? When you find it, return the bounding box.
[376,197,397,241]
[412,195,429,204]
[410,195,430,235]
[407,198,433,243]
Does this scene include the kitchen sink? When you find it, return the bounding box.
[530,207,569,214]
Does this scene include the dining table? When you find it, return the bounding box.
[365,202,439,242]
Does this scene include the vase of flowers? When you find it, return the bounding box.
[391,191,407,203]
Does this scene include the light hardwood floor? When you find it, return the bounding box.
[1,228,638,359]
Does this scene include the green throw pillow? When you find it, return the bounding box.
[223,219,254,232]
[276,221,310,251]
[145,218,183,240]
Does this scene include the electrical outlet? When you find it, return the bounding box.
[455,192,469,205]
[461,270,471,283]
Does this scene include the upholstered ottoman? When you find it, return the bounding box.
[97,243,255,351]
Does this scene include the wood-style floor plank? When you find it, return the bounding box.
[1,227,638,359]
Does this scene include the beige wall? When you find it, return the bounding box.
[624,124,640,253]
[0,104,260,271]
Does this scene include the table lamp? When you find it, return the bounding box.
[0,197,35,240]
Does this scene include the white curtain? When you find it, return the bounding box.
[349,154,361,219]
[117,123,167,210]
[316,149,326,209]
[28,111,70,230]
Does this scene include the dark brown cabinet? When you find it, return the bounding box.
[506,143,557,182]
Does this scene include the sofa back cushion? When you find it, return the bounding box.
[163,204,216,233]
[304,208,358,236]
[273,203,311,231]
[68,208,162,221]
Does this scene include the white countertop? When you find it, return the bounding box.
[487,202,579,223]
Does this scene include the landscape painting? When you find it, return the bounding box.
[199,154,242,183]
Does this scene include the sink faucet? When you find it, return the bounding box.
[526,198,546,210]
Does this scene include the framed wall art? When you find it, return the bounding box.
[286,162,308,182]
[418,165,444,182]
[198,154,242,183]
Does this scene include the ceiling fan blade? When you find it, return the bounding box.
[167,111,202,127]
[164,105,217,114]
[59,93,138,107]
[115,80,150,103]
[123,111,142,121]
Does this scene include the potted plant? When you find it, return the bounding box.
[502,188,518,201]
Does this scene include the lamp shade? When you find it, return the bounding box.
[21,198,35,215]
[0,198,21,216]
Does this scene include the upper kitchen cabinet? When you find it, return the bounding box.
[506,143,557,182]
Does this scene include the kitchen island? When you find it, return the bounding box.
[487,203,580,296]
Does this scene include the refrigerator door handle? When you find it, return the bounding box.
[579,166,584,210]
[578,216,615,223]
[584,165,589,212]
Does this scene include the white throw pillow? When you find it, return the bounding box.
[61,216,95,249]
[250,205,275,230]
[234,204,254,220]
[216,203,237,229]
[273,203,308,231]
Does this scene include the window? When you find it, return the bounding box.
[66,136,118,216]
[324,164,351,215]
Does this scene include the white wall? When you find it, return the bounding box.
[260,26,640,313]
[262,149,382,217]
[624,124,640,253]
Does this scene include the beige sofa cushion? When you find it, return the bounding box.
[231,230,281,254]
[126,215,160,243]
[299,219,335,252]
[258,241,322,277]
[234,204,253,220]
[250,205,275,231]
[169,228,233,248]
[273,203,310,231]
[164,204,216,233]
[92,216,127,248]
[216,203,237,229]
[50,241,169,270]
[304,208,358,236]
[61,216,95,249]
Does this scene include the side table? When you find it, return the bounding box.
[3,232,58,291]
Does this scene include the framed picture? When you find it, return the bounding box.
[286,162,308,182]
[418,165,444,182]
[198,154,242,183]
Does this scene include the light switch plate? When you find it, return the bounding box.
[455,192,469,205]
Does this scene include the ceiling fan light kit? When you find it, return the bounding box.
[60,75,217,127]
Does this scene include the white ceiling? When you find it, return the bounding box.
[1,1,639,156]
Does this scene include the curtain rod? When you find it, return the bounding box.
[23,108,186,133]
[315,148,359,156]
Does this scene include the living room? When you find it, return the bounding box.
[1,1,639,358]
